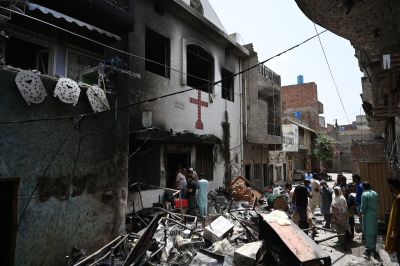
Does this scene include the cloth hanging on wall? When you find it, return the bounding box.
[53,77,81,106]
[15,70,47,105]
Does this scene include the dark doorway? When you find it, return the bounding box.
[0,178,19,266]
[166,153,190,188]
[244,165,251,181]
[268,165,274,185]
[283,163,287,182]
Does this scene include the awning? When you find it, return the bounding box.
[27,3,121,41]
[288,119,316,133]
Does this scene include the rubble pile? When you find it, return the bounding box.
[70,181,332,266]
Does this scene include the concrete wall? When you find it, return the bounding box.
[0,69,129,265]
[128,0,243,191]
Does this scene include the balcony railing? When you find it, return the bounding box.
[258,64,281,86]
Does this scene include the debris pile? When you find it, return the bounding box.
[70,181,331,266]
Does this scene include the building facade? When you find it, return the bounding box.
[0,1,134,265]
[128,0,248,209]
[241,44,283,188]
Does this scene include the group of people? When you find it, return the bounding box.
[281,173,400,259]
[175,167,208,217]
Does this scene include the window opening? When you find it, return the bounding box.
[145,28,170,78]
[187,44,214,93]
[67,49,103,82]
[5,37,52,74]
[221,68,234,101]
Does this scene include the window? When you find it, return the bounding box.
[187,44,214,93]
[67,50,102,82]
[221,68,234,101]
[145,28,170,78]
[196,145,214,181]
[5,37,52,74]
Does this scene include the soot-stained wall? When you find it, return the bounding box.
[0,69,130,266]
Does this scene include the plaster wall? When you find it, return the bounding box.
[129,0,243,191]
[0,69,129,265]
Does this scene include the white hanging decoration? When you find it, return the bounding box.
[86,85,110,113]
[54,78,81,106]
[15,70,47,105]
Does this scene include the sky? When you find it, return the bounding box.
[209,0,364,126]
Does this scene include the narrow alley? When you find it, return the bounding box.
[0,0,399,266]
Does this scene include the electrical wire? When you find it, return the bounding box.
[0,20,327,126]
[313,23,351,125]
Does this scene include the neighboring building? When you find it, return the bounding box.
[294,0,397,219]
[128,0,249,209]
[0,1,134,265]
[281,77,325,178]
[281,78,324,131]
[241,44,282,188]
[332,115,373,172]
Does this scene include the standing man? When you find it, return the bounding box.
[320,180,333,229]
[186,173,198,215]
[385,178,400,262]
[352,174,364,235]
[352,174,363,211]
[304,171,313,181]
[176,168,187,199]
[197,173,208,217]
[361,182,379,257]
[292,184,309,229]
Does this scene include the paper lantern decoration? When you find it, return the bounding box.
[54,78,80,106]
[86,85,110,113]
[15,70,47,105]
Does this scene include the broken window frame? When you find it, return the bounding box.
[3,25,55,75]
[65,47,104,82]
[145,27,170,78]
[186,44,214,94]
[221,68,234,102]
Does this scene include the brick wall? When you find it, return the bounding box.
[282,82,322,130]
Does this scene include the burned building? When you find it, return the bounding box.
[241,44,283,188]
[128,0,249,208]
[0,1,135,265]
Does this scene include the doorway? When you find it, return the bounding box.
[166,153,190,188]
[0,178,19,266]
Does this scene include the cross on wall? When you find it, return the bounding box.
[189,90,208,130]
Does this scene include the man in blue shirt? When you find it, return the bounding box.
[352,174,363,210]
